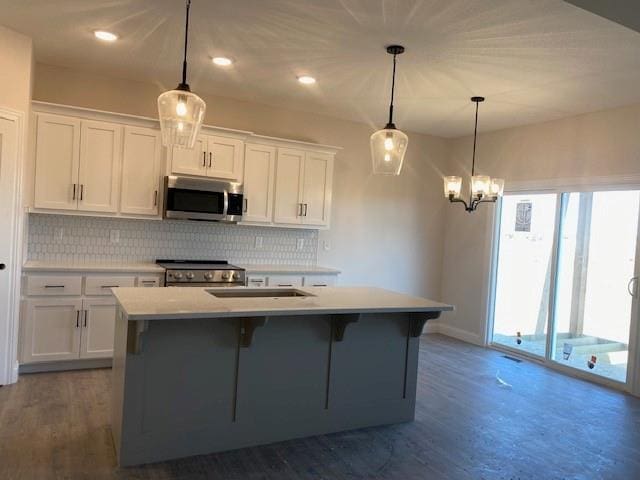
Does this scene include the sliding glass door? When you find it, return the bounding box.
[490,188,640,388]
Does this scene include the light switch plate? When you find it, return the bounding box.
[296,238,304,251]
[323,240,331,251]
[109,230,120,244]
[255,236,263,249]
[54,227,64,242]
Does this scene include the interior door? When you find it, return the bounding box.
[80,297,116,359]
[23,298,82,363]
[171,136,207,177]
[0,115,19,384]
[34,113,80,210]
[243,144,275,223]
[207,135,243,180]
[301,152,332,226]
[120,126,162,216]
[273,148,304,224]
[78,120,122,212]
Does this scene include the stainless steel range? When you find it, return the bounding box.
[157,260,246,287]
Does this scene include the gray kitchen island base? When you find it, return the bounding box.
[111,311,436,466]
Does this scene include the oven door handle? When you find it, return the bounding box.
[223,190,229,218]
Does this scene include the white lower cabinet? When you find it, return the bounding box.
[80,297,117,359]
[302,275,336,287]
[266,274,304,287]
[22,298,83,363]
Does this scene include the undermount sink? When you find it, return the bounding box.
[208,288,314,299]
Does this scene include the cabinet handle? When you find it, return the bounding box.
[312,284,328,287]
[303,203,308,216]
[80,184,84,201]
[101,285,119,289]
[209,152,212,168]
[277,284,293,287]
[0,263,5,270]
[44,285,65,289]
[297,203,303,216]
[83,310,87,328]
[243,198,248,213]
[76,310,80,328]
[72,184,76,200]
[202,151,207,167]
[153,190,158,206]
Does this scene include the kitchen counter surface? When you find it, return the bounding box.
[240,264,341,275]
[112,286,453,321]
[22,260,165,273]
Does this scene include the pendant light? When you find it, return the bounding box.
[444,97,504,212]
[157,0,206,149]
[371,45,408,175]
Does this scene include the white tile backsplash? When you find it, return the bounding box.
[27,214,318,265]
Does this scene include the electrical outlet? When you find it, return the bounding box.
[255,236,263,249]
[54,227,64,242]
[109,230,120,244]
[296,238,304,251]
[323,240,331,251]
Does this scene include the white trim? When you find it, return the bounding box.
[0,107,25,385]
[425,322,484,346]
[506,174,640,194]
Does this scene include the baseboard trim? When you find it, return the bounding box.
[19,358,112,374]
[424,322,484,346]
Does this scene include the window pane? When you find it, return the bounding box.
[492,194,558,357]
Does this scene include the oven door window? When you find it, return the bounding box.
[166,188,224,214]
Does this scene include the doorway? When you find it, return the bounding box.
[490,188,640,390]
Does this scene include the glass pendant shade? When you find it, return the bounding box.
[471,175,491,196]
[158,88,206,148]
[490,178,505,197]
[443,176,463,198]
[370,128,408,175]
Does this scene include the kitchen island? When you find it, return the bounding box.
[110,286,453,466]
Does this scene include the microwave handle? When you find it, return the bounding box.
[223,190,229,217]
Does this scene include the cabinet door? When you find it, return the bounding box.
[171,136,207,176]
[80,298,116,359]
[78,120,122,212]
[34,113,80,210]
[22,298,82,363]
[302,152,333,226]
[120,126,162,215]
[273,148,304,224]
[207,135,244,181]
[266,274,304,287]
[243,144,275,223]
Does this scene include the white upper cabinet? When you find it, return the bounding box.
[274,148,305,225]
[301,152,333,226]
[170,133,244,181]
[34,113,122,213]
[78,120,122,213]
[243,144,276,223]
[34,114,81,211]
[273,148,334,227]
[120,126,163,216]
[170,136,207,177]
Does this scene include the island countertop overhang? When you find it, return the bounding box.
[111,286,454,321]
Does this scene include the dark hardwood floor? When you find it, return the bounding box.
[1,334,640,479]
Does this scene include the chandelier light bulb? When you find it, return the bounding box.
[176,99,188,116]
[384,136,394,151]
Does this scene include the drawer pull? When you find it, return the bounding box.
[76,310,80,328]
[312,284,328,287]
[44,285,65,289]
[277,284,293,287]
[141,281,156,284]
[101,285,120,288]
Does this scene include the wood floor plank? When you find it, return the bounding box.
[1,334,639,479]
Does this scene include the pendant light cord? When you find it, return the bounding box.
[471,99,479,177]
[387,53,397,126]
[180,0,191,88]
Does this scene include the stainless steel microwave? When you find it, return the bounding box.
[163,175,244,223]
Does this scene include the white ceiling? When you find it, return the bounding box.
[2,0,640,137]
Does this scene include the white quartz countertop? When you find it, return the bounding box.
[22,260,165,273]
[112,286,453,321]
[240,264,340,275]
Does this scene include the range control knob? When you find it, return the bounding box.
[222,272,231,280]
[232,271,239,280]
[186,272,195,280]
[172,272,184,280]
[204,272,214,281]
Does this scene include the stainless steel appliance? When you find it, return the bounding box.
[163,175,244,223]
[157,260,246,287]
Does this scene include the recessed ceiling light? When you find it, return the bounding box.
[297,75,316,85]
[94,30,118,42]
[212,56,233,67]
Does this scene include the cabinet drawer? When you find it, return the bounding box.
[302,275,336,287]
[266,275,304,287]
[247,276,267,287]
[137,276,161,287]
[85,275,135,295]
[26,275,82,296]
